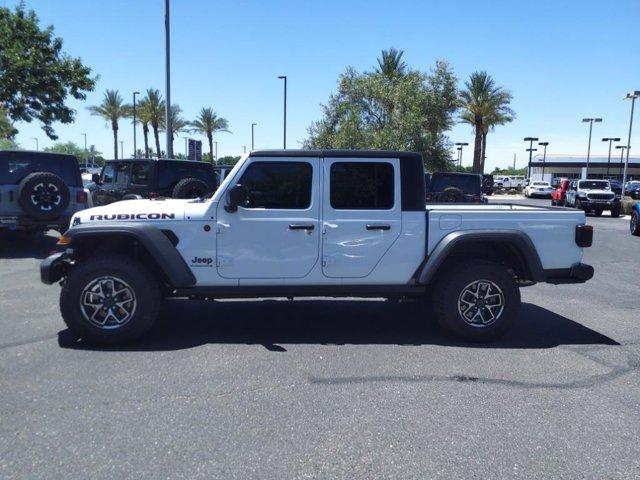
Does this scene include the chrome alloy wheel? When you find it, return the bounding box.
[30,182,61,211]
[457,279,505,327]
[80,276,137,329]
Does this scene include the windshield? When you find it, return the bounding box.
[579,180,609,190]
[428,174,480,194]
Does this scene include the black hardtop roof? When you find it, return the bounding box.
[249,149,423,162]
[104,158,214,166]
[0,150,78,162]
[431,171,481,177]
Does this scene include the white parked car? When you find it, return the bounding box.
[524,181,553,198]
[41,150,594,345]
[494,175,526,189]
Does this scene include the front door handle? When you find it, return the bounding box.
[289,224,315,231]
[366,224,391,231]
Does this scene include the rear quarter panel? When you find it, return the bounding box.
[427,206,586,269]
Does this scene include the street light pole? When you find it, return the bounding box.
[133,91,140,158]
[616,145,627,178]
[454,142,468,171]
[214,141,218,164]
[164,0,172,158]
[582,117,602,178]
[120,141,124,159]
[523,137,539,178]
[538,142,549,181]
[277,75,287,148]
[243,145,247,154]
[251,123,256,150]
[602,137,620,178]
[32,137,38,151]
[622,91,640,191]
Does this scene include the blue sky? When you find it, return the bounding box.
[7,0,640,171]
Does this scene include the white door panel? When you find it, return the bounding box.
[216,157,320,279]
[322,158,401,278]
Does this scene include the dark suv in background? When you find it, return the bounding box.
[91,159,232,206]
[425,172,483,203]
[0,151,90,232]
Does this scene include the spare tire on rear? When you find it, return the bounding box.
[172,177,211,199]
[439,186,465,203]
[18,172,70,220]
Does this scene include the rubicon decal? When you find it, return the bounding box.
[89,213,176,221]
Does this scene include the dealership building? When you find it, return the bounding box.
[528,154,640,183]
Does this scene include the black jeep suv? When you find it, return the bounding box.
[91,159,232,206]
[1,151,89,232]
[425,172,483,203]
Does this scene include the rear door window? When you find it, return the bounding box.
[131,163,150,185]
[330,162,394,210]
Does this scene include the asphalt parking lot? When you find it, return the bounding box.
[1,198,639,479]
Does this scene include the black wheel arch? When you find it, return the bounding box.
[417,230,545,286]
[61,224,196,289]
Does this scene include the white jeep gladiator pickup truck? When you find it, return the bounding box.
[41,150,594,345]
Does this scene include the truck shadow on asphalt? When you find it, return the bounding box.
[58,299,619,351]
[0,231,59,259]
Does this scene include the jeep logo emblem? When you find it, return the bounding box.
[191,256,213,267]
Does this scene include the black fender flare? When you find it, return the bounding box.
[64,223,196,287]
[417,230,545,285]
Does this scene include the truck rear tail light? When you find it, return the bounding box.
[425,193,433,202]
[575,224,593,247]
[76,191,88,203]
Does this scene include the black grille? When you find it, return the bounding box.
[587,193,614,200]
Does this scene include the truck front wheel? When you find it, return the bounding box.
[432,261,520,342]
[60,255,161,345]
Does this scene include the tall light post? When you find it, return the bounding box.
[243,145,247,154]
[251,122,256,150]
[582,117,602,178]
[616,145,628,178]
[455,142,468,170]
[602,137,620,178]
[523,137,539,178]
[538,141,549,181]
[214,141,218,164]
[133,91,140,158]
[81,133,87,165]
[164,0,172,158]
[120,141,124,159]
[622,91,640,190]
[183,137,189,157]
[32,137,38,151]
[277,75,287,149]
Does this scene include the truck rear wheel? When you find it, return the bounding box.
[60,255,161,345]
[432,260,520,342]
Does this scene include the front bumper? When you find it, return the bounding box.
[40,252,70,285]
[544,263,594,284]
[579,199,619,210]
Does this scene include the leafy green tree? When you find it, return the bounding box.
[162,104,190,157]
[87,90,131,159]
[217,155,240,166]
[305,54,458,171]
[190,107,230,162]
[460,71,514,173]
[0,107,16,139]
[0,3,96,139]
[44,141,104,164]
[0,138,20,150]
[136,97,152,158]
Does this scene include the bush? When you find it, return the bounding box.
[621,197,640,215]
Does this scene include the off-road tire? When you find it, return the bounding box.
[60,255,161,345]
[439,187,465,203]
[594,209,603,217]
[611,205,621,218]
[172,177,210,199]
[432,260,520,342]
[631,211,640,236]
[18,172,70,220]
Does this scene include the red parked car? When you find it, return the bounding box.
[551,178,570,206]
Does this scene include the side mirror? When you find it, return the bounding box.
[225,184,247,212]
[91,173,101,184]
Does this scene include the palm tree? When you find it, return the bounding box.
[161,105,190,156]
[136,97,152,158]
[460,71,514,173]
[87,90,131,159]
[190,107,230,162]
[139,89,165,158]
[376,48,407,78]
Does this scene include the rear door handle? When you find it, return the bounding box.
[366,224,391,231]
[289,224,315,230]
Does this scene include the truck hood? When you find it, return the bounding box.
[71,198,191,225]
